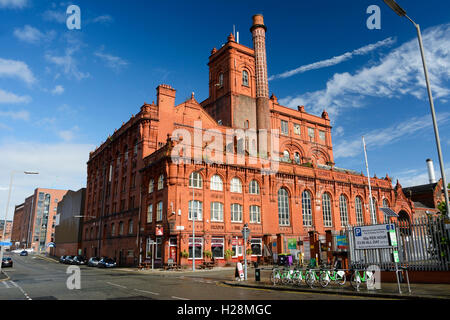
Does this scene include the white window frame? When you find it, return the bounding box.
[322,193,333,227]
[280,120,288,135]
[242,70,249,86]
[156,201,163,222]
[355,197,364,225]
[128,219,133,234]
[278,188,290,226]
[211,237,224,259]
[250,205,261,224]
[147,204,153,223]
[249,180,260,195]
[210,175,223,191]
[339,194,349,227]
[294,123,301,135]
[250,238,262,256]
[148,179,154,193]
[308,127,315,140]
[189,172,203,189]
[188,237,203,259]
[210,202,223,222]
[319,130,326,141]
[231,203,243,223]
[188,200,203,221]
[230,177,242,193]
[157,175,164,190]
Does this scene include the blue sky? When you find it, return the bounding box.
[1,0,449,219]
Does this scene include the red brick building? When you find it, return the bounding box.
[82,14,416,267]
[11,188,68,252]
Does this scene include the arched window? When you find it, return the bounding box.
[157,175,164,190]
[355,197,364,225]
[282,150,290,162]
[249,180,260,195]
[189,171,203,189]
[322,193,332,227]
[302,190,312,227]
[278,188,290,226]
[230,177,242,193]
[370,197,377,224]
[242,70,249,86]
[123,145,128,162]
[148,179,154,193]
[119,221,124,235]
[339,195,349,227]
[111,223,115,236]
[133,140,138,156]
[382,198,390,223]
[210,175,223,191]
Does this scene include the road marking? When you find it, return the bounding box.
[106,282,127,289]
[134,289,160,295]
[2,281,10,288]
[171,296,189,300]
[10,281,32,300]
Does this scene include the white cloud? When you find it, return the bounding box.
[42,9,66,23]
[0,0,28,9]
[270,37,396,81]
[0,140,94,220]
[0,110,30,120]
[334,112,450,159]
[0,57,35,84]
[13,25,56,44]
[279,23,450,119]
[393,164,450,188]
[0,88,31,104]
[51,85,64,95]
[45,49,90,81]
[94,47,128,72]
[92,15,113,24]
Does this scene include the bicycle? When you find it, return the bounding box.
[271,266,290,285]
[291,267,308,286]
[350,268,375,290]
[305,268,323,288]
[319,268,347,287]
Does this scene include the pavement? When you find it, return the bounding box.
[32,255,450,300]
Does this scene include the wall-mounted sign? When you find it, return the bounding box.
[288,238,297,250]
[336,235,349,250]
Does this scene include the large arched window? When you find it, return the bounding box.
[355,197,364,225]
[382,198,390,223]
[339,195,349,227]
[370,197,377,224]
[249,180,260,195]
[210,175,223,191]
[189,171,203,189]
[322,193,332,227]
[230,177,242,193]
[242,70,249,86]
[278,188,290,226]
[302,190,312,227]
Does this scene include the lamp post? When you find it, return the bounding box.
[383,0,450,218]
[191,168,204,271]
[0,171,39,273]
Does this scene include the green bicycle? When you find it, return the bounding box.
[292,268,308,286]
[319,269,347,287]
[350,269,375,290]
[305,269,323,288]
[271,267,290,285]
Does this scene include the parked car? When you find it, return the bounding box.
[59,255,66,263]
[97,257,117,268]
[1,257,13,268]
[64,256,74,264]
[19,250,28,256]
[72,256,87,265]
[87,257,100,267]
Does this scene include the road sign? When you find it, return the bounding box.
[0,242,12,246]
[353,224,391,249]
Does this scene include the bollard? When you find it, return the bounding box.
[255,268,261,282]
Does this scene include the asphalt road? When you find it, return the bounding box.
[0,253,384,300]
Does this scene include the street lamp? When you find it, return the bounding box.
[191,167,204,271]
[0,171,39,273]
[383,0,450,218]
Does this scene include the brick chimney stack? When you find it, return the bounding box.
[251,14,271,156]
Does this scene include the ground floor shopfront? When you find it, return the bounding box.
[141,230,347,268]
